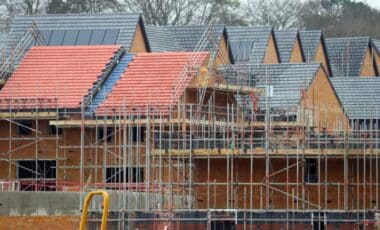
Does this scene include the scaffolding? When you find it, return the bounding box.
[0,25,379,229]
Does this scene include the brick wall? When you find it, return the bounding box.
[0,216,80,230]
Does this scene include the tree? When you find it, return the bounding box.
[300,0,345,35]
[45,0,70,14]
[300,0,380,38]
[123,0,244,25]
[196,0,245,25]
[123,0,199,25]
[46,0,122,14]
[0,0,45,31]
[2,0,245,28]
[0,0,43,15]
[24,0,42,14]
[244,0,302,29]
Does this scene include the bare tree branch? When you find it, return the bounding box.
[123,0,243,25]
[244,0,302,29]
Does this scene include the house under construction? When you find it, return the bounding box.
[0,13,380,230]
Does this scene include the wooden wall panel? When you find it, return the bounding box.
[303,68,349,131]
[263,34,280,64]
[374,50,380,75]
[130,23,148,53]
[314,41,330,76]
[360,48,377,77]
[215,36,231,66]
[290,37,304,63]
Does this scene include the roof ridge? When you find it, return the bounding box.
[300,30,322,33]
[331,76,380,80]
[162,24,224,27]
[255,62,320,67]
[227,26,272,29]
[274,29,299,34]
[231,62,320,67]
[326,36,370,40]
[14,13,141,18]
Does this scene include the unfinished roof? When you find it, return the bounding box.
[7,13,146,51]
[145,26,183,52]
[299,30,322,62]
[274,29,301,62]
[325,37,370,77]
[223,63,321,110]
[0,46,120,110]
[227,26,273,64]
[96,52,209,116]
[254,63,320,109]
[330,77,380,120]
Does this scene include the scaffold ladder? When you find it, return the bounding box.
[197,24,219,108]
[170,22,215,105]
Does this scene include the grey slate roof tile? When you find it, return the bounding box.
[0,32,6,63]
[221,63,321,110]
[145,26,183,51]
[325,37,370,77]
[162,24,225,52]
[227,26,273,64]
[253,63,320,109]
[146,24,232,62]
[274,29,301,63]
[299,30,322,62]
[330,77,380,119]
[7,13,145,53]
[0,32,6,51]
[372,38,380,54]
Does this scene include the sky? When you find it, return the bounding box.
[360,0,380,9]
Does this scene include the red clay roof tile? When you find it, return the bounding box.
[96,52,208,116]
[0,45,120,110]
